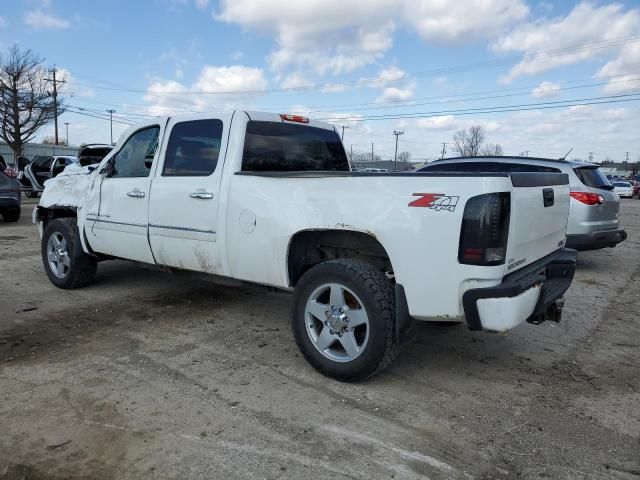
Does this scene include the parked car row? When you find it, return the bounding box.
[5,144,114,198]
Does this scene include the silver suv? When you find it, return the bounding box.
[419,156,627,251]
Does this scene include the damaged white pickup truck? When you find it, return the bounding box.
[35,111,577,381]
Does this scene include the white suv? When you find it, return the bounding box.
[420,156,627,251]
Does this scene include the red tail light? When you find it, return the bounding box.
[459,193,511,266]
[570,191,604,205]
[280,114,309,124]
[2,167,17,178]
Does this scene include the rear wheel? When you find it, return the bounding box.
[41,218,97,289]
[291,259,400,382]
[1,209,20,222]
[26,191,39,198]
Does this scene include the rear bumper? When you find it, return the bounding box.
[565,228,627,251]
[0,194,20,210]
[463,249,577,332]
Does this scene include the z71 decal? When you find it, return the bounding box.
[409,193,459,212]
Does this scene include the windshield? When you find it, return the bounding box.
[574,166,614,191]
[241,121,349,172]
[613,182,631,187]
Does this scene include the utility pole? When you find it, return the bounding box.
[371,142,374,163]
[64,122,70,146]
[50,66,59,145]
[341,125,349,141]
[106,109,116,145]
[393,130,404,171]
[440,142,447,159]
[589,152,594,162]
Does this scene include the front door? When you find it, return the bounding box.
[148,115,229,273]
[85,124,161,263]
[25,155,53,189]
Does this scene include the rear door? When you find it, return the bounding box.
[147,114,230,272]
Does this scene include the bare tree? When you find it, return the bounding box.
[0,45,65,161]
[452,125,485,157]
[397,151,411,163]
[480,143,504,156]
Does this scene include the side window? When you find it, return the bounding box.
[162,119,223,176]
[112,126,160,178]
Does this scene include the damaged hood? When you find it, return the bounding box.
[39,164,97,209]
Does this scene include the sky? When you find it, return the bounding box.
[0,0,639,163]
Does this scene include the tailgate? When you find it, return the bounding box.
[505,173,570,272]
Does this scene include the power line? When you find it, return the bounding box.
[59,35,640,97]
[320,92,640,122]
[66,108,134,126]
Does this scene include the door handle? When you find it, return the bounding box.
[127,190,145,198]
[189,191,214,199]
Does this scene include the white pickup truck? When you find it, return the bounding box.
[35,111,576,381]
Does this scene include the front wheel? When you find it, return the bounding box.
[41,218,97,289]
[291,259,400,382]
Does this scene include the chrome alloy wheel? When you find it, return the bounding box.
[304,282,370,362]
[47,232,70,278]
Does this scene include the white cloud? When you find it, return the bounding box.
[401,0,528,43]
[363,66,407,88]
[0,16,6,28]
[493,2,640,83]
[144,65,267,115]
[280,73,315,89]
[597,42,640,94]
[195,0,210,10]
[416,115,457,130]
[531,80,561,98]
[216,0,528,75]
[376,81,416,103]
[24,10,70,29]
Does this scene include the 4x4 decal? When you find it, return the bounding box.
[409,193,459,212]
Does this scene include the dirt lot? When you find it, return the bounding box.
[0,199,639,480]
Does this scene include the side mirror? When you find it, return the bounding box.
[144,154,154,169]
[99,158,115,177]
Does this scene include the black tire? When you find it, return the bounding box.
[2,209,20,222]
[41,218,97,289]
[291,259,400,382]
[26,191,39,198]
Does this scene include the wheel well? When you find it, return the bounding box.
[287,230,393,286]
[37,206,77,228]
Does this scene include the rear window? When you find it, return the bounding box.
[420,162,561,173]
[612,181,631,187]
[574,167,613,190]
[241,121,349,172]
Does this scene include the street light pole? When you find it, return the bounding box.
[106,109,116,145]
[64,122,70,146]
[393,130,404,171]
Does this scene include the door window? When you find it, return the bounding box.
[162,119,223,176]
[112,126,160,178]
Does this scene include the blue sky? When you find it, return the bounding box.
[1,0,639,163]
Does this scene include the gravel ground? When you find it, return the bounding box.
[0,198,639,480]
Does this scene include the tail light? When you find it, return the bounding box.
[570,191,604,205]
[280,114,309,124]
[459,192,510,266]
[2,167,17,178]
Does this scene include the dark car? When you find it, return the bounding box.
[77,143,113,167]
[0,155,21,222]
